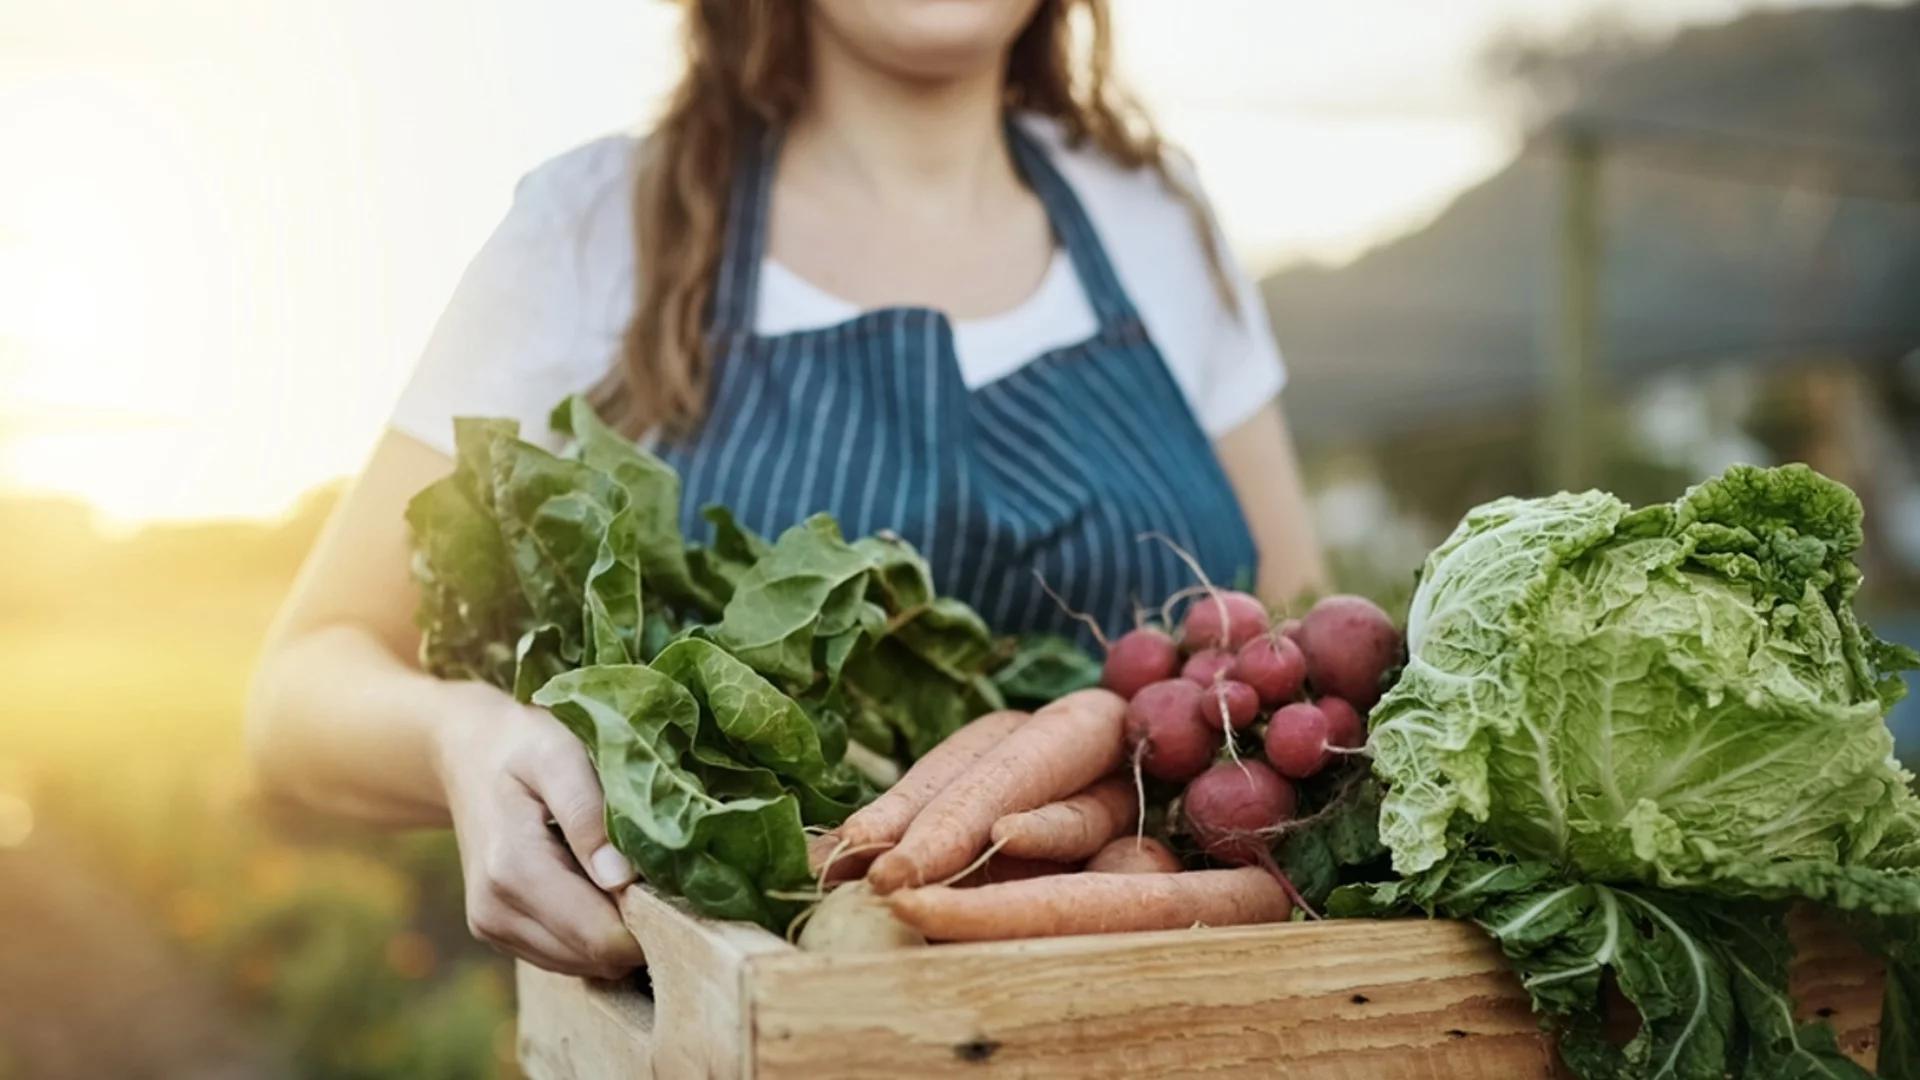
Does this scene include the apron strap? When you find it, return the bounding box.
[709,117,1143,338]
[708,125,782,341]
[1003,117,1142,333]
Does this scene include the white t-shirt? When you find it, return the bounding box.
[390,113,1286,455]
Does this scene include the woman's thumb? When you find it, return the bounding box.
[534,742,635,891]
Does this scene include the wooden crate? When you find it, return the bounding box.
[515,886,1886,1080]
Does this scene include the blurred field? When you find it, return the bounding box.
[0,493,523,1080]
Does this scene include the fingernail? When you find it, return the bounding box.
[589,844,635,890]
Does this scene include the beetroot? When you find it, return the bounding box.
[1102,627,1181,699]
[1296,595,1403,710]
[1180,591,1270,653]
[1234,635,1307,706]
[1181,649,1236,687]
[1182,760,1297,864]
[1318,696,1366,749]
[1199,680,1261,731]
[1264,702,1334,779]
[1124,679,1222,783]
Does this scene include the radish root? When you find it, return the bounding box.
[1140,532,1230,646]
[1032,569,1109,649]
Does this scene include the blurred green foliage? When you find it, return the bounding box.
[0,488,523,1080]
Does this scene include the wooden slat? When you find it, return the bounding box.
[516,962,654,1080]
[516,889,1889,1080]
[748,917,1558,1079]
[1786,907,1886,1069]
[615,886,791,1079]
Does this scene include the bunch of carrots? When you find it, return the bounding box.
[796,582,1404,949]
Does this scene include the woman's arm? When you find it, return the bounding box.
[1213,400,1330,612]
[244,430,646,979]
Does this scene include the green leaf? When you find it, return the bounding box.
[511,624,569,705]
[685,506,770,612]
[992,634,1103,706]
[841,637,993,759]
[1276,769,1388,910]
[649,638,842,786]
[551,396,718,615]
[1367,463,1920,900]
[488,436,627,666]
[583,506,643,666]
[711,515,877,685]
[1881,955,1920,1080]
[531,665,815,931]
[405,418,529,688]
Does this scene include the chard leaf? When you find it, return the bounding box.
[531,664,815,930]
[550,397,716,615]
[842,637,996,758]
[512,623,568,705]
[686,506,770,612]
[532,665,710,851]
[488,437,627,667]
[648,638,848,790]
[583,505,643,666]
[991,634,1103,707]
[711,515,876,685]
[405,418,529,688]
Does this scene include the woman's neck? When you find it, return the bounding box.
[782,31,1017,223]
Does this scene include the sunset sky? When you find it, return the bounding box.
[0,0,1880,528]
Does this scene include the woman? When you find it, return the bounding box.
[246,0,1326,981]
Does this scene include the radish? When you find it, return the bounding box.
[1296,595,1403,710]
[1180,590,1269,653]
[1264,702,1333,779]
[1123,679,1222,783]
[1234,635,1307,706]
[1181,760,1296,865]
[1200,680,1261,732]
[1181,649,1236,687]
[1318,696,1366,749]
[1101,626,1181,700]
[1279,619,1304,644]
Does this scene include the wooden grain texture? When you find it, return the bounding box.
[514,886,1891,1080]
[1785,906,1886,1069]
[750,917,1558,1079]
[516,887,789,1080]
[516,962,654,1080]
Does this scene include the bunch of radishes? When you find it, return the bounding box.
[1102,589,1403,908]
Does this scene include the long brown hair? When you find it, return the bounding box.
[591,0,1235,440]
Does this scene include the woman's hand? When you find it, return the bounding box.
[433,684,648,980]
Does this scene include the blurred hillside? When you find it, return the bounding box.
[1265,1,1920,741]
[1264,1,1920,446]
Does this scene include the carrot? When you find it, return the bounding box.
[866,688,1129,893]
[885,867,1291,942]
[951,853,1081,888]
[808,709,1028,882]
[989,775,1137,862]
[1085,835,1183,874]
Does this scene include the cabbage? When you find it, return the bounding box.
[1372,463,1920,896]
[1341,464,1920,1079]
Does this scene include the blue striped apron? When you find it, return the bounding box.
[655,117,1261,647]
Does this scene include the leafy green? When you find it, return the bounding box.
[990,634,1104,707]
[1352,464,1920,1078]
[405,396,1020,930]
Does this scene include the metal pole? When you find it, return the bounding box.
[1546,125,1602,493]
